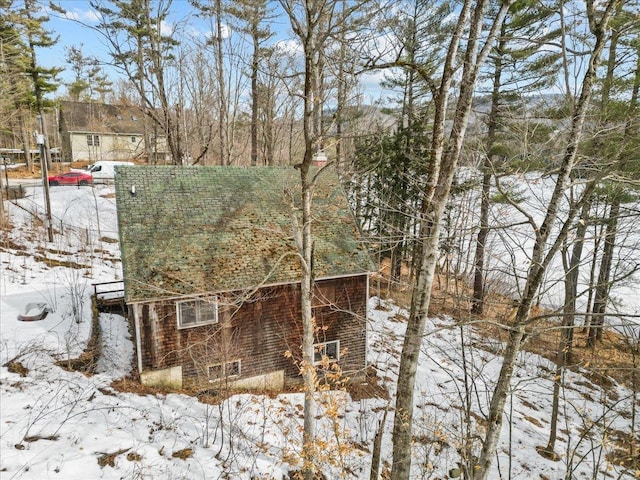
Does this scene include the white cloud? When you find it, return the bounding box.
[61,8,100,24]
[275,38,302,56]
[160,19,174,36]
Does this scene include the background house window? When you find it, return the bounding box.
[177,297,218,328]
[208,360,241,380]
[131,136,136,143]
[86,134,93,146]
[314,340,339,364]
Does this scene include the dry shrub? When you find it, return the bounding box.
[172,448,193,460]
[97,448,130,468]
[5,360,29,377]
[126,451,142,462]
[24,434,59,443]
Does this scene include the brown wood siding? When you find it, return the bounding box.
[136,275,368,387]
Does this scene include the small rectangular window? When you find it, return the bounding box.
[314,340,340,364]
[208,364,223,379]
[131,136,136,143]
[93,135,100,146]
[178,301,198,327]
[86,134,93,146]
[226,360,241,377]
[177,297,218,329]
[208,360,241,380]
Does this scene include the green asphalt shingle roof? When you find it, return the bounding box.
[115,166,373,303]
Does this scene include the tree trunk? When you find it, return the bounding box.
[216,0,229,166]
[391,1,513,477]
[471,31,505,314]
[586,15,637,347]
[278,1,332,476]
[474,3,617,477]
[370,409,388,480]
[546,197,591,454]
[19,112,33,172]
[250,22,259,166]
[300,169,317,480]
[587,197,620,346]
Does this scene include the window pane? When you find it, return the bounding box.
[208,364,223,379]
[314,341,339,363]
[178,298,217,328]
[198,300,217,324]
[179,302,197,326]
[86,134,93,146]
[94,135,100,146]
[227,361,240,377]
[325,341,338,360]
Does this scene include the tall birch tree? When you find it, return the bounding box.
[278,1,371,477]
[474,1,620,477]
[365,0,515,477]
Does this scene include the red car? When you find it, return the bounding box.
[48,171,93,186]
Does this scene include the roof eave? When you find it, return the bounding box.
[124,271,372,306]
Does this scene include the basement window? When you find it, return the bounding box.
[313,340,339,364]
[208,360,241,380]
[177,297,218,329]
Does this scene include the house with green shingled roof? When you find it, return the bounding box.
[115,165,373,390]
[58,101,169,163]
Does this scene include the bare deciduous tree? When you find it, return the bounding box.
[474,2,620,477]
[364,1,515,477]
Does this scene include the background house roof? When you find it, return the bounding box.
[58,101,146,135]
[115,166,373,303]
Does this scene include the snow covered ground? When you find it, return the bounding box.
[0,183,637,479]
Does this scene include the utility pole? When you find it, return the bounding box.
[36,132,53,242]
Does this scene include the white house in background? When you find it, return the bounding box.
[57,101,169,163]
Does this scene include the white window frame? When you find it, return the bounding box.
[176,297,218,329]
[207,360,241,380]
[86,134,93,146]
[313,340,340,365]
